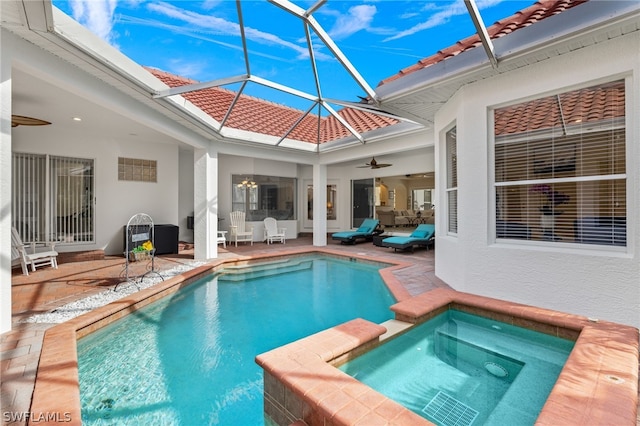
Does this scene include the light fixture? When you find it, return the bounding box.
[237,178,257,189]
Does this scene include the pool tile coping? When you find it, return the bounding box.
[256,288,639,426]
[28,248,413,425]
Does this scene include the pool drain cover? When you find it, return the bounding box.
[422,391,479,426]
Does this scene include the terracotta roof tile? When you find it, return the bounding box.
[147,1,588,143]
[379,0,588,86]
[494,80,624,136]
[147,67,398,144]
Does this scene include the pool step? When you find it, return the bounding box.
[422,391,479,426]
[217,259,313,281]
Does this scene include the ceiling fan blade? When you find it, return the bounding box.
[356,156,392,169]
[11,115,51,127]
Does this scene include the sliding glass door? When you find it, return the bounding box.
[351,178,374,228]
[12,153,94,243]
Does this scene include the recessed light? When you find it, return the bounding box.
[72,117,82,122]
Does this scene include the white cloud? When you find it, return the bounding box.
[148,2,331,61]
[385,0,506,42]
[167,58,208,78]
[69,0,118,45]
[328,4,377,40]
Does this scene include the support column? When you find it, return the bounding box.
[193,145,219,260]
[1,28,13,333]
[312,163,327,246]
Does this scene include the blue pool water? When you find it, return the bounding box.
[339,310,575,426]
[77,256,395,425]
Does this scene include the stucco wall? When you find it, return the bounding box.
[434,32,640,327]
[1,29,14,334]
[14,132,180,255]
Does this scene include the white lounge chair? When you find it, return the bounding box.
[263,217,286,244]
[229,211,253,246]
[11,227,58,275]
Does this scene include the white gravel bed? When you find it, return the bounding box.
[20,261,206,324]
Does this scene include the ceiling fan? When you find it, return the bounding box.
[357,157,392,169]
[11,115,51,128]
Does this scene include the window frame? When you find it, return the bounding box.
[491,79,627,249]
[12,152,95,244]
[445,125,458,236]
[231,174,296,221]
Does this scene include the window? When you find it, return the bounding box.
[232,174,296,221]
[307,184,337,220]
[118,157,157,182]
[412,188,433,211]
[494,80,626,246]
[12,153,94,243]
[446,127,458,234]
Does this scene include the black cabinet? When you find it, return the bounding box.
[154,224,179,254]
[123,224,179,255]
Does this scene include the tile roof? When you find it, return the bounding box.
[378,0,588,87]
[494,79,625,136]
[148,68,398,145]
[148,0,591,144]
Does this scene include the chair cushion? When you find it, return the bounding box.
[411,230,429,238]
[356,226,370,233]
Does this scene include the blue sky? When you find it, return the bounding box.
[53,0,533,111]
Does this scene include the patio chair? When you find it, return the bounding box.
[217,230,227,248]
[263,217,286,244]
[331,218,380,245]
[381,223,435,252]
[229,211,254,246]
[10,227,59,275]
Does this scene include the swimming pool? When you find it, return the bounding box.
[338,309,574,425]
[77,255,395,425]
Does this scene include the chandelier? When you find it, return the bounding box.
[237,178,257,189]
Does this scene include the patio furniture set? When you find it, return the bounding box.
[331,218,435,252]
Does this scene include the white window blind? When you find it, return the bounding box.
[494,80,626,246]
[446,127,458,234]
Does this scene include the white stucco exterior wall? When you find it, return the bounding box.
[178,149,195,243]
[13,131,180,256]
[193,146,219,260]
[435,32,640,327]
[7,30,191,256]
[1,29,13,334]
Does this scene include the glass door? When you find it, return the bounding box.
[351,178,374,228]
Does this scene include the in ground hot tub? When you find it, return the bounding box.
[339,310,573,425]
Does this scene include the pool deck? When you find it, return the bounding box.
[1,236,638,425]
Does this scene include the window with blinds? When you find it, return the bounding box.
[12,153,94,244]
[446,126,458,234]
[494,80,626,246]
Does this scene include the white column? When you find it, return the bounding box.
[1,28,13,333]
[193,145,219,260]
[312,163,327,246]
